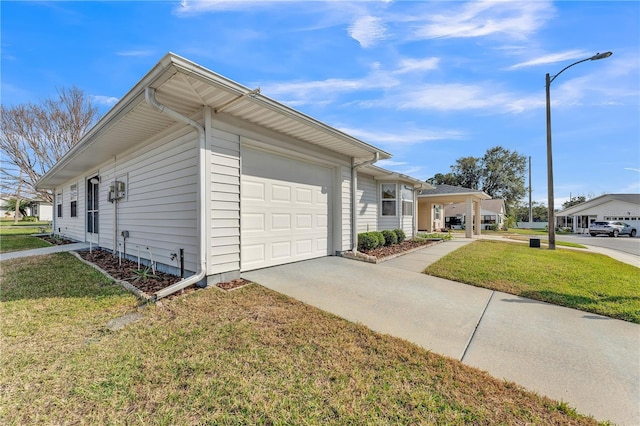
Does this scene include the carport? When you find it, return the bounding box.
[417,184,491,238]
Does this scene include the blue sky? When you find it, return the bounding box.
[2,1,639,206]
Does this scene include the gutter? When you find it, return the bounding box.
[351,152,379,252]
[144,87,207,301]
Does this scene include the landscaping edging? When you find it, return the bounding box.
[342,239,444,264]
[69,251,152,302]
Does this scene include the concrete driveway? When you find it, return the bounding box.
[243,248,640,425]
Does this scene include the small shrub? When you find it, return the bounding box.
[357,232,379,251]
[381,229,397,246]
[393,228,406,243]
[20,216,38,222]
[373,231,385,247]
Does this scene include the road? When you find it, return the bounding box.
[557,233,640,256]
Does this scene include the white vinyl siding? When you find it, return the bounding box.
[357,172,377,233]
[209,126,241,275]
[94,125,200,274]
[340,166,352,251]
[53,182,85,241]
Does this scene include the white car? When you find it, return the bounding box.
[589,221,637,237]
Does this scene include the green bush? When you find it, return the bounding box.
[381,229,397,246]
[373,231,385,247]
[357,232,379,251]
[20,216,38,222]
[393,228,406,243]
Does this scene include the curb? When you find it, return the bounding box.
[342,239,444,264]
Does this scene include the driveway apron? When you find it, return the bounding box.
[243,242,640,425]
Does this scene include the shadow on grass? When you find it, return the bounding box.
[0,252,129,303]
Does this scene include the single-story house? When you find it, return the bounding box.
[443,198,506,231]
[417,184,491,237]
[37,52,433,300]
[555,194,640,233]
[0,197,53,221]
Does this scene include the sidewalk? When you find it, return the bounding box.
[244,239,640,425]
[0,242,90,261]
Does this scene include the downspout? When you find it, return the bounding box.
[351,152,379,252]
[145,87,207,301]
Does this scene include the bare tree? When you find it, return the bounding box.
[1,86,98,202]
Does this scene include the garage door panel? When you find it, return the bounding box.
[241,147,332,271]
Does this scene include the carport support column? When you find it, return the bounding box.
[465,197,473,238]
[474,199,481,236]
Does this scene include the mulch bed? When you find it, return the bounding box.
[76,249,183,294]
[76,248,252,296]
[361,239,440,259]
[38,235,76,245]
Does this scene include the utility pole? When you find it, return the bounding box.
[528,156,532,223]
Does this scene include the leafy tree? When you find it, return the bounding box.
[562,195,587,209]
[511,201,549,222]
[426,172,460,186]
[3,198,28,217]
[1,87,99,202]
[480,146,527,210]
[451,156,481,189]
[426,146,527,211]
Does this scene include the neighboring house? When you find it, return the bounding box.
[0,197,52,221]
[444,198,506,231]
[37,52,433,299]
[555,194,640,233]
[417,185,491,238]
[356,164,432,236]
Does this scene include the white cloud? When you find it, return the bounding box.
[415,1,554,40]
[624,168,640,173]
[338,126,464,146]
[349,15,387,48]
[91,95,119,106]
[394,58,440,74]
[175,0,264,16]
[509,50,591,70]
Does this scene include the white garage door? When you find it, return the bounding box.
[241,146,332,271]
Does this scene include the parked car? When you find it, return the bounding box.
[589,221,637,237]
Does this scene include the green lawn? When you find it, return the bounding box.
[0,223,52,253]
[0,253,599,425]
[425,240,640,323]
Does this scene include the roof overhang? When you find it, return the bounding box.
[360,164,433,190]
[37,53,392,188]
[417,189,491,204]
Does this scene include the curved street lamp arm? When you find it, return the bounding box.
[549,52,613,85]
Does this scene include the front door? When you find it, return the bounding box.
[87,176,99,236]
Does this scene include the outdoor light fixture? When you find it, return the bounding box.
[545,51,612,250]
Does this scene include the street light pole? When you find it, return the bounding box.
[545,51,612,250]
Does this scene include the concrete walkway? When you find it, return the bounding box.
[243,240,640,425]
[0,242,90,261]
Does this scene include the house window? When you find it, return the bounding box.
[70,184,78,218]
[401,185,413,216]
[56,190,62,218]
[434,205,441,220]
[482,215,496,224]
[381,183,396,216]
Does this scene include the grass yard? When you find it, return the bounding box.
[0,224,52,253]
[425,240,640,323]
[0,253,600,425]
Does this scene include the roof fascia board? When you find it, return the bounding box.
[168,54,392,160]
[37,53,179,189]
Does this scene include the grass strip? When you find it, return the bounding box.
[1,253,600,425]
[425,240,639,323]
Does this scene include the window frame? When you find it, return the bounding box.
[56,190,63,218]
[380,183,397,217]
[70,183,78,218]
[401,185,413,217]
